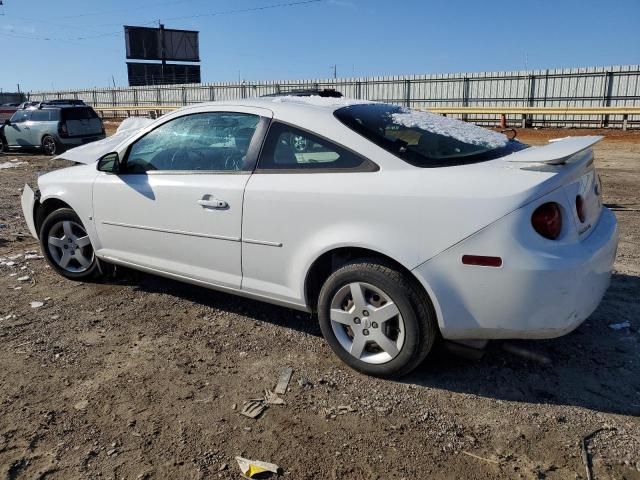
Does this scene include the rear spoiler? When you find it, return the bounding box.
[506,136,603,165]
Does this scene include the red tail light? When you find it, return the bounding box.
[532,202,562,240]
[58,122,69,138]
[575,195,586,223]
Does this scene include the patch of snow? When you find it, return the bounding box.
[116,116,155,134]
[271,95,369,108]
[0,161,28,170]
[391,108,508,149]
[608,321,631,330]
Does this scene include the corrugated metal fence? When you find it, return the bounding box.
[29,65,640,128]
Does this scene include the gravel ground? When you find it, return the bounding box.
[0,129,638,479]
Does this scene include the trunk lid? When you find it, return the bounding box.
[501,135,603,239]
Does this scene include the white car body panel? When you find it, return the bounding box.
[22,98,619,340]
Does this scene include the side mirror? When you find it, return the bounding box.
[97,152,120,173]
[3,119,10,126]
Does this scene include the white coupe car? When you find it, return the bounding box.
[21,95,619,377]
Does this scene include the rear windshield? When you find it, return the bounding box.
[334,103,527,167]
[62,107,99,121]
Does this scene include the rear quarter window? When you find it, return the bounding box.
[30,109,60,122]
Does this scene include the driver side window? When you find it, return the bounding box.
[124,112,260,173]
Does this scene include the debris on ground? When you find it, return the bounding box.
[240,399,267,419]
[608,321,631,330]
[74,400,89,411]
[274,367,293,395]
[30,301,44,309]
[462,451,501,465]
[17,276,30,282]
[235,456,280,478]
[0,160,28,170]
[264,389,285,405]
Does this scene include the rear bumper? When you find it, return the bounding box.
[413,207,619,340]
[21,184,39,239]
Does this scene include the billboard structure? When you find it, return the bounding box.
[124,25,201,86]
[127,62,201,87]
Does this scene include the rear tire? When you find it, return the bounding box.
[41,135,60,156]
[317,259,437,378]
[39,208,101,281]
[0,136,7,154]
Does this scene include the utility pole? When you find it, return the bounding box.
[111,75,116,88]
[16,83,21,95]
[331,65,337,79]
[159,20,166,85]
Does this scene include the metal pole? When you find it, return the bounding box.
[160,22,166,85]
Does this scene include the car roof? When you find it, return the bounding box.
[179,96,374,122]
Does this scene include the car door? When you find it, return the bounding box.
[241,121,379,305]
[4,110,32,146]
[92,108,271,290]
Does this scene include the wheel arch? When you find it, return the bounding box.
[34,197,73,236]
[304,246,441,324]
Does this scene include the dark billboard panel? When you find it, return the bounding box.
[127,62,201,86]
[124,26,200,62]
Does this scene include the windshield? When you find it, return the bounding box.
[334,103,527,167]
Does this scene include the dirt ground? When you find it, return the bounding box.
[0,128,639,480]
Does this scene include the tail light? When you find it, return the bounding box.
[58,122,69,138]
[532,202,562,240]
[575,195,586,223]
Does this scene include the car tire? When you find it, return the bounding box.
[0,136,7,154]
[317,259,438,378]
[41,135,60,156]
[39,208,101,281]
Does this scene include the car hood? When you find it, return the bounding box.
[54,116,156,164]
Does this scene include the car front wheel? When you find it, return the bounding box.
[318,259,437,378]
[39,208,100,280]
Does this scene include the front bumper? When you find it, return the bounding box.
[21,184,39,239]
[413,207,619,340]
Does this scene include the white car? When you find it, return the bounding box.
[21,96,619,377]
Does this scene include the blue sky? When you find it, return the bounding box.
[1,0,639,92]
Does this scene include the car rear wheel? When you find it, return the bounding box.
[39,208,101,280]
[318,259,437,378]
[0,136,7,154]
[41,135,59,156]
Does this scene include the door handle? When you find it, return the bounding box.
[197,196,228,209]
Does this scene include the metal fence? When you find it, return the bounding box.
[0,92,25,104]
[28,65,640,128]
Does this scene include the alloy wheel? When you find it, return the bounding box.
[329,282,405,364]
[47,220,94,273]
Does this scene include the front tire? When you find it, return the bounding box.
[39,208,101,280]
[318,259,437,378]
[0,136,7,154]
